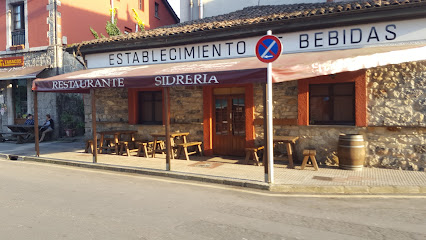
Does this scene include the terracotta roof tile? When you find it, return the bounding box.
[72,0,424,48]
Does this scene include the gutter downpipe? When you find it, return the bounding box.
[53,0,59,75]
[199,0,203,19]
[111,0,114,23]
[189,0,193,21]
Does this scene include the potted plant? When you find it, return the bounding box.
[61,113,76,137]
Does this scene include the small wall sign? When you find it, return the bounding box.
[0,56,24,68]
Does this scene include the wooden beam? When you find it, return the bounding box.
[254,118,297,126]
[91,89,98,163]
[34,91,39,157]
[164,87,171,171]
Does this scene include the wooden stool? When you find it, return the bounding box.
[244,146,264,166]
[136,141,153,158]
[176,142,203,161]
[301,149,319,171]
[85,139,97,153]
[119,141,138,157]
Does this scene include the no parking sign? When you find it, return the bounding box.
[256,32,283,183]
[255,35,282,63]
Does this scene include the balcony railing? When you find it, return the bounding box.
[11,30,25,46]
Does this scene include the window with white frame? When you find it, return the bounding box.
[11,2,25,46]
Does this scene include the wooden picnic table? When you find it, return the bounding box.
[2,125,39,143]
[151,132,189,158]
[98,130,137,154]
[273,136,299,168]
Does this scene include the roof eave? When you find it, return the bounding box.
[67,3,426,55]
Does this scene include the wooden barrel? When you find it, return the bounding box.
[337,134,365,171]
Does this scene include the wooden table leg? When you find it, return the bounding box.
[291,142,298,163]
[99,134,104,153]
[170,137,175,159]
[152,137,157,158]
[113,134,118,154]
[286,143,294,168]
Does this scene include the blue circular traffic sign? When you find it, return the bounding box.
[255,35,282,63]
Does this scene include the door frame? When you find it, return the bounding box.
[203,84,255,156]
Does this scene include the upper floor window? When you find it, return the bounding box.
[154,2,159,18]
[139,0,143,10]
[12,3,24,30]
[11,2,25,46]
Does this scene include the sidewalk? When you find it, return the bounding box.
[0,139,425,194]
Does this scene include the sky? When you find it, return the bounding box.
[168,0,181,18]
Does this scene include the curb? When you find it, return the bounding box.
[17,155,270,191]
[1,154,425,195]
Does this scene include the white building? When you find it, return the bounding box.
[179,0,347,22]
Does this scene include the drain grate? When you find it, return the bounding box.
[189,161,223,169]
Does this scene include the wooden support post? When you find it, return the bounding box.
[91,89,98,163]
[34,91,40,157]
[164,88,171,171]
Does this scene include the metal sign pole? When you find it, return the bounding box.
[256,30,281,184]
[266,61,274,183]
[266,30,274,184]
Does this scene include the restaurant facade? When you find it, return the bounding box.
[34,1,426,171]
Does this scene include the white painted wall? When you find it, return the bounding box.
[180,0,328,22]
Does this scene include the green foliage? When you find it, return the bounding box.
[106,20,121,37]
[90,27,99,39]
[61,112,76,129]
[132,8,145,32]
[90,7,144,39]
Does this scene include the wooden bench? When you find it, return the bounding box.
[244,146,264,166]
[176,142,202,161]
[119,140,165,158]
[100,137,116,154]
[136,141,160,158]
[301,149,319,171]
[0,132,30,143]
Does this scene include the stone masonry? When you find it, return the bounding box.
[252,61,425,171]
[85,61,425,171]
[0,47,84,137]
[84,86,204,142]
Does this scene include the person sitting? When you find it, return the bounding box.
[40,114,54,142]
[24,114,35,125]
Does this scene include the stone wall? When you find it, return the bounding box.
[0,48,84,137]
[365,61,425,170]
[84,86,204,142]
[83,61,425,171]
[252,61,425,171]
[253,82,298,120]
[367,61,425,127]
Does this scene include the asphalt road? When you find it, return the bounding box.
[1,160,425,240]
